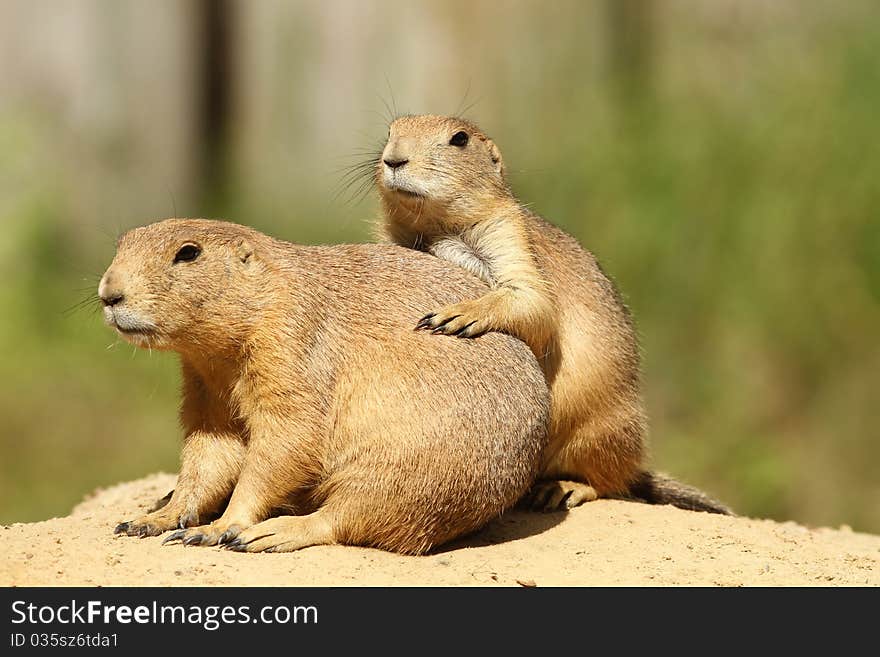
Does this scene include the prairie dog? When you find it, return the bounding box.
[101,218,549,554]
[376,114,730,514]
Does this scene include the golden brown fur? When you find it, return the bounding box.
[376,114,730,514]
[101,218,550,554]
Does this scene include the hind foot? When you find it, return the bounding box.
[524,480,598,512]
[224,512,336,553]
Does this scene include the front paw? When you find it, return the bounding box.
[161,521,244,548]
[416,301,492,338]
[114,506,200,538]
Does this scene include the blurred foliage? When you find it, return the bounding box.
[0,1,878,533]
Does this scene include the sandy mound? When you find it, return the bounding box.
[2,473,878,586]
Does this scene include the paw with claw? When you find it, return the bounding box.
[114,506,200,538]
[161,521,245,548]
[221,514,334,554]
[415,299,495,338]
[522,480,598,512]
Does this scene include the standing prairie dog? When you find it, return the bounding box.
[376,114,730,514]
[101,218,549,554]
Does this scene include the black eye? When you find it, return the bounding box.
[173,244,201,263]
[449,131,469,147]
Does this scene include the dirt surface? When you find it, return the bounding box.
[2,473,878,586]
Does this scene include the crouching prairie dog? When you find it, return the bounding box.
[376,114,730,514]
[100,218,549,554]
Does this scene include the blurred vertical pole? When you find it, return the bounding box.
[198,0,233,209]
[605,0,656,116]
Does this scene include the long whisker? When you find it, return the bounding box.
[378,91,395,126]
[331,151,382,206]
[383,74,399,121]
[62,294,102,317]
[165,183,179,218]
[454,79,473,117]
[458,95,482,119]
[332,168,378,203]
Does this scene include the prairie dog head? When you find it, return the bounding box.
[98,218,261,354]
[377,115,509,227]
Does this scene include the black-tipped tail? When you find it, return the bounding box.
[629,471,733,515]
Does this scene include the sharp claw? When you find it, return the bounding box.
[453,321,477,337]
[225,537,243,549]
[162,530,186,545]
[228,544,247,552]
[178,513,197,529]
[545,490,574,513]
[114,522,130,535]
[183,534,204,546]
[415,315,435,330]
[218,530,237,545]
[432,314,460,331]
[432,320,459,334]
[435,315,461,328]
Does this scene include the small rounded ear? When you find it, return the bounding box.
[236,239,254,264]
[487,139,505,177]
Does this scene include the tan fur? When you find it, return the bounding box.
[101,218,550,554]
[376,115,729,514]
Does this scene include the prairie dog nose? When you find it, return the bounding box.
[98,272,125,307]
[101,290,125,307]
[382,138,411,171]
[383,157,408,170]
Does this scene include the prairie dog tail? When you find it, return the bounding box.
[628,471,733,515]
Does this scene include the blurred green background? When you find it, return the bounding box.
[1,0,878,532]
